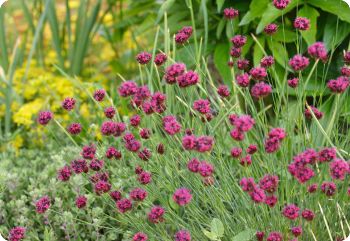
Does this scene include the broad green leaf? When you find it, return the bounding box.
[308,0,350,24]
[156,0,175,23]
[256,1,300,34]
[297,5,319,45]
[323,15,350,50]
[214,43,231,85]
[203,229,219,240]
[231,229,255,241]
[216,19,226,39]
[267,39,289,69]
[273,29,298,43]
[249,0,269,19]
[242,37,254,56]
[216,0,225,12]
[168,195,179,210]
[253,37,265,66]
[211,218,224,237]
[239,11,254,26]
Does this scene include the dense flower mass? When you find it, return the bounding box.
[75,195,87,209]
[327,76,349,93]
[62,97,76,111]
[305,106,323,120]
[173,188,193,206]
[174,230,191,241]
[294,17,310,30]
[154,53,167,66]
[251,82,272,99]
[67,122,82,135]
[273,0,290,9]
[148,206,165,223]
[223,7,239,19]
[308,42,328,61]
[38,111,53,125]
[289,55,310,71]
[250,67,267,80]
[282,204,300,220]
[136,51,152,64]
[8,226,26,241]
[264,23,278,35]
[175,26,193,44]
[35,196,51,213]
[93,89,106,101]
[133,232,148,241]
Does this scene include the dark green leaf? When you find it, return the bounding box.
[214,43,231,85]
[323,15,350,50]
[297,5,319,45]
[253,37,265,66]
[267,40,290,69]
[256,1,300,34]
[308,0,350,24]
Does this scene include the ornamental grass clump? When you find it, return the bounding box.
[9,1,350,241]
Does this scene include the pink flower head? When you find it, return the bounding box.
[174,230,191,241]
[89,159,104,171]
[133,232,148,241]
[81,144,96,159]
[193,99,211,114]
[330,159,349,180]
[223,7,239,19]
[341,66,350,77]
[291,226,302,237]
[259,174,279,193]
[198,161,214,177]
[240,155,252,166]
[231,35,247,48]
[307,183,318,193]
[232,115,255,132]
[178,70,199,87]
[130,188,148,201]
[305,106,323,120]
[90,172,109,183]
[265,195,278,207]
[318,147,336,162]
[251,82,272,99]
[327,76,349,93]
[288,78,299,88]
[175,26,193,44]
[294,17,310,30]
[264,137,281,153]
[344,51,350,64]
[106,146,122,159]
[140,128,151,139]
[104,106,116,119]
[269,128,286,140]
[35,196,51,213]
[256,231,265,241]
[67,123,82,135]
[289,54,310,71]
[154,53,167,66]
[308,42,328,61]
[8,226,26,241]
[250,67,268,80]
[173,188,192,206]
[187,158,200,172]
[228,60,234,67]
[230,47,242,58]
[165,63,186,84]
[75,195,87,209]
[110,190,122,202]
[157,143,165,154]
[249,186,266,203]
[57,166,72,181]
[118,81,138,97]
[136,51,152,64]
[148,206,165,223]
[237,59,250,70]
[116,198,132,213]
[282,204,300,220]
[94,180,111,195]
[217,84,230,97]
[182,135,197,150]
[62,97,76,111]
[261,56,275,68]
[195,136,214,152]
[273,0,290,9]
[267,232,283,241]
[38,111,53,125]
[71,159,88,174]
[240,177,256,192]
[230,128,245,141]
[138,148,152,161]
[231,147,243,158]
[100,121,117,136]
[93,89,106,101]
[138,171,152,185]
[163,115,182,135]
[236,73,250,87]
[264,23,278,35]
[130,115,141,127]
[302,209,315,221]
[321,181,337,196]
[247,144,258,154]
